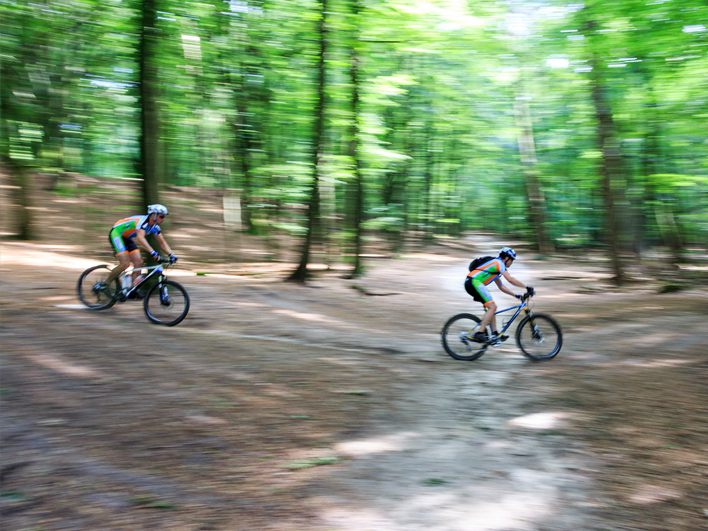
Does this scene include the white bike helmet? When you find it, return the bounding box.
[499,247,516,260]
[147,204,169,216]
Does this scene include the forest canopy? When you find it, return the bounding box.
[2,0,707,279]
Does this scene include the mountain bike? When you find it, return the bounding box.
[441,290,562,361]
[77,260,190,326]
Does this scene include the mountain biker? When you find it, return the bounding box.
[99,204,178,297]
[464,247,534,347]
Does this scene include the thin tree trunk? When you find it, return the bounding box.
[514,84,553,255]
[422,124,435,244]
[349,0,364,277]
[11,162,36,240]
[287,0,327,282]
[138,0,161,208]
[587,34,624,284]
[233,103,254,233]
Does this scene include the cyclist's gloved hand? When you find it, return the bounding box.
[515,294,524,300]
[168,253,178,264]
[150,250,162,262]
[526,286,535,295]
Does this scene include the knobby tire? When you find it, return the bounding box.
[515,313,563,361]
[441,313,489,361]
[77,265,120,310]
[143,279,190,326]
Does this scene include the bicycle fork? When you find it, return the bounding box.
[525,312,545,342]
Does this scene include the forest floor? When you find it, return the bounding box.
[2,176,708,530]
[2,236,708,531]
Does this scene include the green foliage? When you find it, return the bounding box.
[2,0,707,257]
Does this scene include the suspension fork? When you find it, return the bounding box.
[524,309,543,338]
[157,274,168,301]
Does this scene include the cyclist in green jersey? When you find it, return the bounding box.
[464,247,534,346]
[100,204,178,297]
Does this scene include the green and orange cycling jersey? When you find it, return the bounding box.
[108,215,162,256]
[466,257,507,286]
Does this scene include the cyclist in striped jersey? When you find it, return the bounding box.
[99,204,178,297]
[464,247,534,346]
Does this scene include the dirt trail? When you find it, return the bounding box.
[2,241,707,531]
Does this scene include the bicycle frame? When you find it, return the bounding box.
[119,262,169,298]
[483,297,532,336]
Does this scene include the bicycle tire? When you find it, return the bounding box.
[143,279,190,326]
[77,265,120,310]
[441,313,489,361]
[515,313,562,361]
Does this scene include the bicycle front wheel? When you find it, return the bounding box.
[515,313,562,361]
[441,313,488,361]
[77,265,119,310]
[144,280,190,326]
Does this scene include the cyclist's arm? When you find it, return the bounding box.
[154,233,174,256]
[495,278,517,297]
[501,270,526,289]
[135,228,160,256]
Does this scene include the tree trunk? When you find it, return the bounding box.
[233,103,254,233]
[514,86,553,255]
[287,0,327,282]
[587,39,625,284]
[10,162,36,240]
[422,122,434,244]
[348,0,364,277]
[138,0,161,208]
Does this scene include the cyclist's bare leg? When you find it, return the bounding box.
[105,253,131,285]
[479,301,498,335]
[129,251,144,287]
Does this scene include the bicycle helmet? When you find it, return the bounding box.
[147,204,169,216]
[499,246,516,260]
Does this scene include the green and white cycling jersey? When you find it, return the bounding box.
[464,257,507,306]
[108,215,162,255]
[467,257,507,285]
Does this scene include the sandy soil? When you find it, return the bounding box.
[2,235,707,531]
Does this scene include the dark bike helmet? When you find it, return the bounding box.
[499,246,516,260]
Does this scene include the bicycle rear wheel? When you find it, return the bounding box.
[441,313,488,361]
[515,313,562,361]
[77,265,119,310]
[143,280,189,326]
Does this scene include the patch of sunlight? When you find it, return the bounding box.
[56,304,89,310]
[628,484,682,504]
[507,411,571,430]
[322,491,552,531]
[452,493,553,530]
[273,308,345,325]
[185,415,227,425]
[678,264,708,272]
[0,244,98,270]
[317,357,364,366]
[616,331,677,347]
[334,432,419,457]
[26,353,105,379]
[410,491,552,530]
[320,507,398,529]
[620,358,693,369]
[162,270,196,277]
[555,313,593,320]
